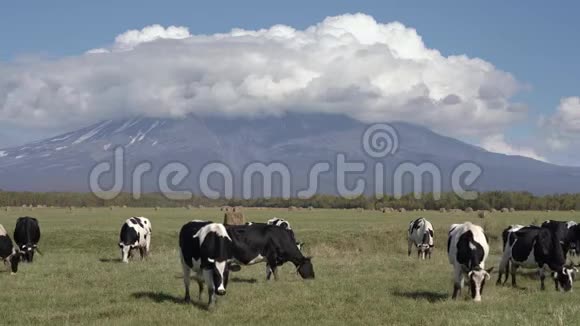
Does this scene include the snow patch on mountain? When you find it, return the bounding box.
[73,120,112,144]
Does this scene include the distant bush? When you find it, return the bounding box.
[0,190,579,211]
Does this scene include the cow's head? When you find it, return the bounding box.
[417,243,430,259]
[8,249,24,274]
[297,257,315,279]
[207,257,230,296]
[19,244,37,262]
[118,242,137,263]
[468,267,493,302]
[553,265,578,292]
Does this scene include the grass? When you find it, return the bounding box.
[1,207,580,325]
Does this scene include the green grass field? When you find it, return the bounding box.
[1,208,579,325]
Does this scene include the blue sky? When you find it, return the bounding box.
[1,1,579,164]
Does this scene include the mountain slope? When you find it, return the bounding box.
[0,113,578,195]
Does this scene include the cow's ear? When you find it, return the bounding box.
[486,267,494,274]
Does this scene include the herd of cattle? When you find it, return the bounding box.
[408,217,580,302]
[2,215,580,307]
[0,215,312,307]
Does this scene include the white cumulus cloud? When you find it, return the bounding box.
[481,134,547,162]
[0,13,525,135]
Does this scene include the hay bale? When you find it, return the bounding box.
[233,206,243,212]
[357,208,364,213]
[398,208,406,213]
[288,206,297,211]
[220,206,232,212]
[110,206,115,211]
[154,207,160,211]
[224,211,245,225]
[509,208,515,212]
[478,210,487,219]
[491,208,498,213]
[465,207,473,213]
[440,208,447,213]
[501,208,509,213]
[308,206,314,211]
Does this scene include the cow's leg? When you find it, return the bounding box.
[428,248,432,260]
[266,264,272,280]
[267,264,279,281]
[197,280,204,301]
[139,247,145,260]
[511,264,519,287]
[539,268,546,291]
[203,269,215,307]
[145,234,151,257]
[452,267,463,299]
[497,255,510,285]
[181,262,191,303]
[555,273,560,291]
[408,240,413,256]
[29,250,34,263]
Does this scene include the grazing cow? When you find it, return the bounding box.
[119,217,152,263]
[447,222,492,302]
[541,220,580,257]
[407,218,434,259]
[498,225,577,291]
[226,223,314,281]
[13,217,41,262]
[179,221,236,307]
[0,225,23,274]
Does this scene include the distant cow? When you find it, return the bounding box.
[268,217,292,230]
[541,220,580,257]
[447,222,492,302]
[408,218,434,259]
[0,225,22,274]
[179,221,237,307]
[119,217,152,263]
[227,223,314,281]
[498,225,577,291]
[13,217,41,262]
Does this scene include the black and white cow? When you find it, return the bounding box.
[179,221,237,307]
[407,218,434,259]
[447,222,492,302]
[498,225,577,291]
[119,217,152,263]
[0,224,23,274]
[13,216,41,262]
[226,223,314,281]
[541,220,580,257]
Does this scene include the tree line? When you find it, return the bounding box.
[1,190,580,211]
